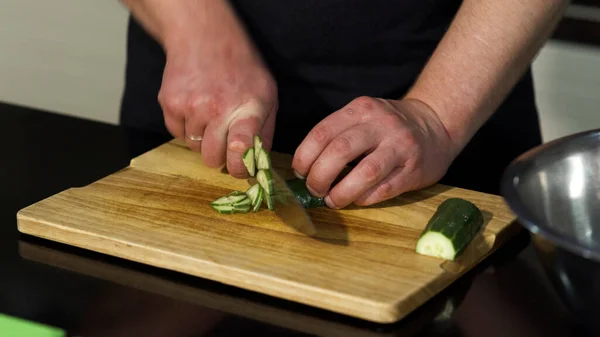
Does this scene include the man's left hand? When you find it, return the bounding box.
[292,96,458,209]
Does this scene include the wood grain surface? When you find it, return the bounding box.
[17,139,519,323]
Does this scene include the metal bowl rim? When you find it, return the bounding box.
[500,128,600,263]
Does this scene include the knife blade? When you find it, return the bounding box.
[249,168,317,236]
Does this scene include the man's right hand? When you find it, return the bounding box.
[122,0,278,178]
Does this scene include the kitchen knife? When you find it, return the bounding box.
[250,168,317,236]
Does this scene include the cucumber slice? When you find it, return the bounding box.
[245,183,261,203]
[242,148,256,176]
[253,135,263,162]
[253,187,264,212]
[212,204,235,214]
[211,194,252,214]
[264,193,275,210]
[245,183,264,212]
[234,202,252,213]
[211,193,247,206]
[415,198,484,260]
[233,196,251,207]
[256,169,274,195]
[256,149,271,170]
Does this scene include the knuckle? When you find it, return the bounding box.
[396,129,418,149]
[189,93,225,118]
[161,94,184,114]
[348,96,380,121]
[352,96,377,111]
[377,180,394,199]
[187,95,208,111]
[258,75,278,97]
[311,125,331,143]
[359,159,383,183]
[292,154,307,172]
[331,136,353,157]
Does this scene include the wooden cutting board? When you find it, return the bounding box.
[16,139,519,323]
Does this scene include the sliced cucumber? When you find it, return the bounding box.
[253,187,264,212]
[242,147,256,176]
[256,148,272,170]
[253,135,263,162]
[213,134,333,214]
[245,183,261,203]
[233,196,252,208]
[245,183,264,212]
[264,193,275,210]
[415,198,484,260]
[211,193,252,214]
[256,169,274,195]
[234,202,252,213]
[212,204,235,214]
[211,193,247,206]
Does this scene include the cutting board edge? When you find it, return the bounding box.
[18,241,400,337]
[16,213,424,324]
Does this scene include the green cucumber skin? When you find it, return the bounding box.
[284,178,326,208]
[420,198,484,257]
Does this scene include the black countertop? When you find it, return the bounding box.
[0,102,587,337]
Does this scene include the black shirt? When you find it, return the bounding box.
[120,1,542,195]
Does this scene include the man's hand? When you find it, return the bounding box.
[292,97,457,209]
[293,0,567,208]
[122,0,278,178]
[159,39,277,178]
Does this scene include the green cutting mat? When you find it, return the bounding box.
[0,313,65,337]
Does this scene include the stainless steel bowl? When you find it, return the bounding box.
[501,129,600,335]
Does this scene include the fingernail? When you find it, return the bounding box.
[324,195,339,209]
[294,170,305,179]
[306,184,322,198]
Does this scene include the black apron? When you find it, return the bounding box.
[120,0,542,195]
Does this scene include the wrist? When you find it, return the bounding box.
[403,87,483,157]
[400,96,465,161]
[160,2,259,63]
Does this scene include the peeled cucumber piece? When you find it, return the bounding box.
[415,198,484,260]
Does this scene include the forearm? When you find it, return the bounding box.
[404,0,569,154]
[120,0,257,58]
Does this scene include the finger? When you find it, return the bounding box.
[305,124,378,197]
[226,114,262,178]
[324,145,401,209]
[159,94,186,139]
[184,112,208,152]
[164,113,185,139]
[200,117,228,168]
[353,165,416,206]
[292,106,362,179]
[258,104,277,153]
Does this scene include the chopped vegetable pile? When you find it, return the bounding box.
[211,135,324,214]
